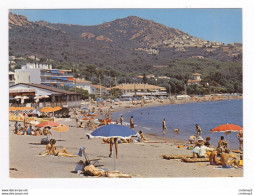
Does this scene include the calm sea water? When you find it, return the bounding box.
[112,99,243,149]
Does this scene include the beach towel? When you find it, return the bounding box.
[181,157,209,163]
[214,166,235,169]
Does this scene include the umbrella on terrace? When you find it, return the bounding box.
[87,124,138,170]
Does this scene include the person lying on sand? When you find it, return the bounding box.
[220,148,239,168]
[39,139,78,157]
[83,164,106,177]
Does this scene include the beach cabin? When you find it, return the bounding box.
[9,83,81,108]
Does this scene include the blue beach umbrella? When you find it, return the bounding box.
[82,107,88,111]
[87,124,138,170]
[89,124,138,139]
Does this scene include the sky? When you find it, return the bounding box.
[10,9,242,44]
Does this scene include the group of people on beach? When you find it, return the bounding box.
[13,121,52,136]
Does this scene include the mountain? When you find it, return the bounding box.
[9,12,242,73]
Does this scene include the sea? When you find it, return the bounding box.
[112,99,243,149]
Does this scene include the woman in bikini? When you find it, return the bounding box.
[39,139,78,157]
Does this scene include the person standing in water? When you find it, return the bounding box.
[120,115,123,125]
[162,118,167,135]
[130,116,134,129]
[195,124,202,135]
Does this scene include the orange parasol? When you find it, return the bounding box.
[211,124,243,133]
[35,121,60,128]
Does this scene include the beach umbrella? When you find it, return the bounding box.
[52,124,69,141]
[82,107,88,111]
[29,120,40,125]
[22,96,29,99]
[41,95,49,98]
[211,124,243,133]
[35,121,60,128]
[14,96,22,99]
[87,124,138,170]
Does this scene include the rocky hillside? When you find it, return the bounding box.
[9,12,242,73]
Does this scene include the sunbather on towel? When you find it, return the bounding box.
[220,148,239,168]
[83,164,106,177]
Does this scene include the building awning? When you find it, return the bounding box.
[64,84,74,87]
[51,70,60,74]
[60,78,69,81]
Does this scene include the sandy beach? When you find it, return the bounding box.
[9,95,243,178]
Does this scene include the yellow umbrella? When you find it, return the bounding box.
[52,124,69,141]
[52,124,69,132]
[40,107,62,112]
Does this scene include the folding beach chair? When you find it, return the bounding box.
[78,146,103,167]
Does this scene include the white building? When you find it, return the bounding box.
[90,84,107,96]
[15,63,75,88]
[187,73,202,86]
[113,83,167,97]
[75,78,92,93]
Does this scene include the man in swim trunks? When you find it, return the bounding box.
[130,116,134,129]
[220,148,239,168]
[109,138,118,158]
[120,115,123,125]
[162,118,167,135]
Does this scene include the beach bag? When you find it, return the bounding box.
[41,137,49,145]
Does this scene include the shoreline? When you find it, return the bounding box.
[109,96,242,146]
